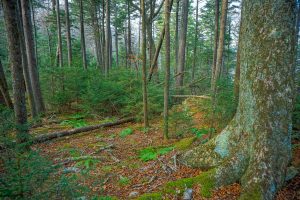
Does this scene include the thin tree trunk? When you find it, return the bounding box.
[3,0,29,142]
[91,1,101,68]
[176,0,189,92]
[17,0,37,117]
[21,0,45,115]
[147,0,174,82]
[141,0,149,128]
[127,0,132,67]
[56,0,63,67]
[115,25,119,67]
[46,26,52,65]
[101,0,106,72]
[174,0,179,75]
[79,0,87,70]
[192,0,199,80]
[124,29,128,68]
[212,0,228,90]
[109,27,112,68]
[30,0,38,67]
[65,0,72,67]
[163,0,171,139]
[0,59,13,109]
[105,0,111,76]
[211,0,219,86]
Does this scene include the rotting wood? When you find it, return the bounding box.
[33,117,135,144]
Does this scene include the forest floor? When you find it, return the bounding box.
[31,100,300,200]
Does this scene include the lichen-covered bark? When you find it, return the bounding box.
[180,1,297,199]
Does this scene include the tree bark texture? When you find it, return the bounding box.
[79,0,87,70]
[21,0,45,115]
[176,0,189,91]
[3,0,29,142]
[56,0,63,67]
[16,0,37,117]
[65,0,72,67]
[180,1,297,199]
[141,0,149,128]
[0,59,13,109]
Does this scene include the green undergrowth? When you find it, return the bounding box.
[138,146,174,161]
[135,192,162,200]
[92,196,118,200]
[118,175,131,186]
[119,128,134,138]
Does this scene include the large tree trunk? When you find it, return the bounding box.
[234,6,243,105]
[163,0,171,139]
[0,59,13,109]
[17,0,37,117]
[56,0,63,67]
[21,0,45,116]
[141,0,149,128]
[180,1,297,199]
[175,0,189,92]
[3,0,29,143]
[65,0,72,67]
[79,0,87,70]
[211,0,219,87]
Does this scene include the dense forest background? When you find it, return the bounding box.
[0,0,299,199]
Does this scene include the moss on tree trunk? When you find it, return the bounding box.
[180,1,297,199]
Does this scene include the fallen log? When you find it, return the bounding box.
[33,117,135,144]
[171,95,211,99]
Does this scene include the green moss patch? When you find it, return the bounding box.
[163,169,216,197]
[174,137,197,150]
[239,185,263,200]
[135,192,162,200]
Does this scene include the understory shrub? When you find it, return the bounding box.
[40,68,164,119]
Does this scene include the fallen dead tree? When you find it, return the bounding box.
[33,117,135,144]
[171,95,211,99]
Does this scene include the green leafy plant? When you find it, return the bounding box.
[60,119,88,128]
[118,175,130,186]
[139,146,174,162]
[119,128,133,138]
[75,158,99,174]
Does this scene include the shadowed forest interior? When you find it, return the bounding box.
[0,0,300,199]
